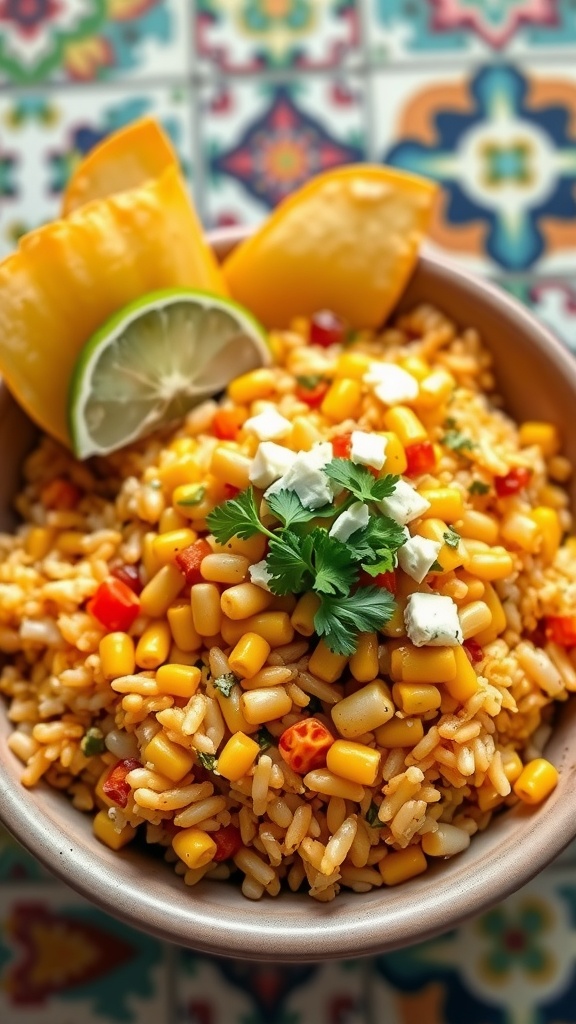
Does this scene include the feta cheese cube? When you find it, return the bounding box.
[404,593,463,647]
[329,502,370,543]
[249,559,272,592]
[265,442,335,510]
[363,363,419,405]
[377,479,430,525]
[350,430,388,471]
[243,409,292,441]
[398,536,442,583]
[249,442,296,489]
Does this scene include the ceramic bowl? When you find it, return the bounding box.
[1,230,576,961]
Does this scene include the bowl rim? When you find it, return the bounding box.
[2,236,576,961]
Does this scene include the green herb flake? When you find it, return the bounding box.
[80,727,105,758]
[306,695,323,715]
[324,459,399,504]
[197,752,218,772]
[443,527,461,549]
[314,587,395,656]
[469,480,490,495]
[256,726,275,751]
[441,430,475,453]
[214,672,237,697]
[176,483,206,507]
[295,374,327,390]
[366,801,383,828]
[207,486,263,543]
[429,559,444,573]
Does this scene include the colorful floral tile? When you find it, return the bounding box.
[365,0,576,63]
[194,0,360,73]
[0,884,169,1022]
[0,0,189,85]
[200,76,366,227]
[372,63,576,276]
[0,826,49,882]
[0,85,195,259]
[370,868,576,1024]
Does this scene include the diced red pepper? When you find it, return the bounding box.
[494,466,532,498]
[40,478,82,510]
[405,441,436,477]
[545,615,576,647]
[213,408,245,441]
[331,432,352,459]
[279,718,334,775]
[223,484,241,500]
[111,563,143,596]
[212,824,242,862]
[87,578,141,632]
[175,538,212,585]
[295,377,330,408]
[310,310,345,348]
[102,758,141,808]
[463,638,484,664]
[372,570,397,594]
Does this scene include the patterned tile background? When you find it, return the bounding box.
[2,1,576,1021]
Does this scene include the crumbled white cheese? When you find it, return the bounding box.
[398,536,442,583]
[243,409,292,442]
[329,502,370,543]
[265,442,335,510]
[404,592,463,647]
[249,559,272,592]
[363,362,419,405]
[377,479,430,525]
[350,430,388,471]
[249,442,296,489]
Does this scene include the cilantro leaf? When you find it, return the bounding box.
[324,459,399,503]
[314,587,396,655]
[469,480,490,495]
[80,727,105,758]
[366,801,384,828]
[266,489,333,529]
[265,532,314,596]
[207,487,263,543]
[430,559,444,572]
[443,527,461,549]
[214,672,236,697]
[361,549,396,576]
[441,429,475,453]
[353,515,407,563]
[309,528,358,596]
[197,752,218,772]
[256,726,275,751]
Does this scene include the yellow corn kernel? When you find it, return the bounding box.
[93,809,136,851]
[381,601,406,638]
[380,431,408,475]
[291,592,321,637]
[321,379,362,422]
[152,529,197,567]
[144,731,195,782]
[456,571,485,601]
[331,680,394,739]
[477,784,504,812]
[142,531,161,579]
[326,740,381,786]
[349,632,379,683]
[392,682,441,715]
[229,632,271,679]
[191,582,222,637]
[308,641,348,683]
[172,828,217,869]
[455,510,499,545]
[172,483,213,522]
[159,507,188,533]
[135,621,172,670]
[501,750,523,784]
[221,582,273,620]
[228,368,276,404]
[458,600,492,639]
[500,512,540,553]
[466,546,514,581]
[210,446,252,490]
[392,645,457,684]
[221,611,294,648]
[241,686,292,725]
[513,757,559,805]
[215,685,258,735]
[167,602,202,652]
[421,822,471,857]
[169,645,200,666]
[156,663,201,698]
[200,553,249,585]
[519,421,560,457]
[170,437,196,455]
[287,416,323,452]
[375,716,424,748]
[217,731,260,781]
[474,583,507,645]
[140,564,185,618]
[383,406,427,447]
[531,506,562,564]
[25,526,55,561]
[56,530,85,555]
[334,352,371,379]
[420,488,464,523]
[443,645,479,703]
[379,846,427,886]
[302,768,365,802]
[99,632,135,680]
[416,518,467,573]
[400,355,430,381]
[157,455,201,492]
[416,368,455,408]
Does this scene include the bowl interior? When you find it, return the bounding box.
[1,247,576,961]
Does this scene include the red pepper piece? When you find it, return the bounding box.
[310,310,346,348]
[223,484,241,500]
[40,478,82,510]
[331,432,352,459]
[87,578,141,632]
[545,615,576,647]
[213,408,245,441]
[373,570,397,594]
[279,718,334,775]
[102,758,141,808]
[111,563,143,596]
[405,441,436,477]
[463,638,484,664]
[494,466,532,497]
[295,377,330,408]
[212,824,242,862]
[175,538,212,585]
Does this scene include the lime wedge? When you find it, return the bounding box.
[68,288,271,459]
